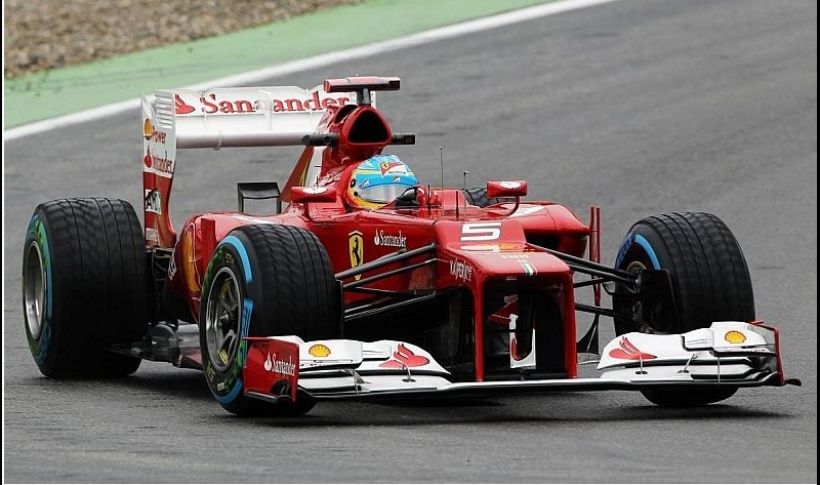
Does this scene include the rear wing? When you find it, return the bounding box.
[142,84,359,151]
[141,85,360,247]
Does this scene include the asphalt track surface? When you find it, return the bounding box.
[4,0,817,482]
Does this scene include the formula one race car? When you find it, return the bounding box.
[22,76,800,416]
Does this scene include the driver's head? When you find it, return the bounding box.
[346,155,417,209]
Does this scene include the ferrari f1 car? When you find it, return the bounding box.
[22,76,800,415]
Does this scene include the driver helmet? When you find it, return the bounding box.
[347,155,417,209]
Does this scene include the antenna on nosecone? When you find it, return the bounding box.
[439,146,445,190]
[457,170,469,220]
[440,146,454,217]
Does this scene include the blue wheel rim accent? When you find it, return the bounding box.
[210,235,254,405]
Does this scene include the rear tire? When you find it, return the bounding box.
[22,198,146,378]
[199,224,340,416]
[613,212,754,406]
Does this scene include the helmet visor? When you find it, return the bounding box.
[356,182,415,204]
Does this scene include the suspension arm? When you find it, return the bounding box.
[529,243,637,285]
[335,244,436,281]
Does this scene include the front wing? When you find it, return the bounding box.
[242,322,800,405]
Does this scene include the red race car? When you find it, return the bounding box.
[22,76,800,415]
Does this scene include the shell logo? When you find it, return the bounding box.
[143,119,154,140]
[308,344,331,357]
[724,330,747,344]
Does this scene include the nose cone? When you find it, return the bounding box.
[435,219,571,283]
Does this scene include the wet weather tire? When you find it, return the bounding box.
[614,212,754,334]
[613,212,754,406]
[22,198,146,378]
[641,387,739,407]
[200,224,340,416]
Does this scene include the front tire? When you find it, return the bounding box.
[613,212,754,406]
[641,387,739,407]
[199,224,340,416]
[22,198,146,378]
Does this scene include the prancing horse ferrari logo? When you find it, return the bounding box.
[348,231,364,281]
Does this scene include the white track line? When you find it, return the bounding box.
[4,0,619,141]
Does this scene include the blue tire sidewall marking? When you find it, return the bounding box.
[633,234,661,269]
[221,235,253,284]
[26,215,53,365]
[208,235,253,405]
[615,232,660,270]
[615,233,634,267]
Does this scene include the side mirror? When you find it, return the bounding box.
[291,186,337,204]
[486,180,528,199]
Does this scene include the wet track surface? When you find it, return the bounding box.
[4,0,816,482]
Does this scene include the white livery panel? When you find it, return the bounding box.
[242,322,796,404]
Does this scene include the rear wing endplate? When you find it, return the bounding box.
[140,84,360,247]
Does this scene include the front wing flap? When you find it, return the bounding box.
[242,322,800,404]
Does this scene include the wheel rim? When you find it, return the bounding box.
[205,267,242,371]
[625,260,670,334]
[626,260,647,273]
[23,241,46,339]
